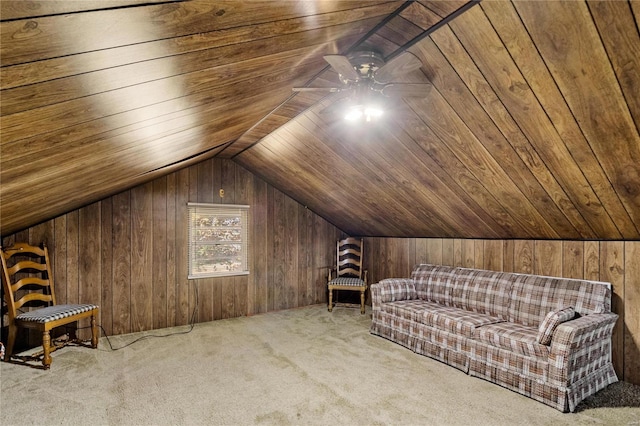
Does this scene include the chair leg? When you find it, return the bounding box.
[360,289,366,314]
[42,330,52,369]
[328,287,333,312]
[69,324,78,341]
[90,313,98,348]
[5,323,17,360]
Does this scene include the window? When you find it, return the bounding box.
[187,203,249,279]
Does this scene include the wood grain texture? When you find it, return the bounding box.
[100,199,114,335]
[481,1,638,239]
[562,241,584,280]
[415,34,579,239]
[3,1,640,243]
[0,0,401,236]
[1,1,396,65]
[0,0,176,21]
[512,1,640,235]
[588,1,640,162]
[600,241,625,379]
[79,202,102,338]
[363,237,640,385]
[131,183,154,332]
[112,192,132,335]
[2,157,340,341]
[624,242,639,384]
[448,7,620,239]
[153,177,168,330]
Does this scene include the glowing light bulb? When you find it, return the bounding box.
[364,106,383,121]
[344,103,384,122]
[344,106,363,121]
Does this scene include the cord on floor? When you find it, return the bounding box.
[77,281,199,351]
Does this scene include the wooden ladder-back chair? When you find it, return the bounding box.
[327,237,367,314]
[1,243,99,369]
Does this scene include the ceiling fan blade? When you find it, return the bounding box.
[323,55,359,81]
[381,83,432,98]
[318,93,351,115]
[374,51,423,84]
[292,87,341,92]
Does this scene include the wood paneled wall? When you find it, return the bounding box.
[363,237,640,385]
[2,158,342,337]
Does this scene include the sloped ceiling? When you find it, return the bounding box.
[1,1,639,239]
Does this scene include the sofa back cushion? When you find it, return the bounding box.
[411,264,611,327]
[508,274,611,326]
[452,269,513,320]
[412,264,457,306]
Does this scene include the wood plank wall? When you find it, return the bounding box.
[363,237,640,386]
[1,158,342,338]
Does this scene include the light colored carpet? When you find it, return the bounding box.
[1,304,638,425]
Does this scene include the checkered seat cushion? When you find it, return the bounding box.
[16,304,98,323]
[329,277,365,286]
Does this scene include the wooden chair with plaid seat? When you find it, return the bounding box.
[1,242,99,369]
[327,237,367,314]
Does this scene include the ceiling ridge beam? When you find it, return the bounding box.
[385,0,482,62]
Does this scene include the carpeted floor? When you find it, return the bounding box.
[1,304,638,425]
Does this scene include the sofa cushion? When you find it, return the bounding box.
[470,341,549,383]
[537,307,575,345]
[413,264,458,306]
[452,269,513,320]
[474,322,550,358]
[381,300,446,323]
[422,309,504,339]
[508,275,595,327]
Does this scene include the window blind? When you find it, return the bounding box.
[187,203,249,279]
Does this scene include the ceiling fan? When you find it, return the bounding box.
[293,50,432,121]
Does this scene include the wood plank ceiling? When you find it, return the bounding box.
[1,1,639,240]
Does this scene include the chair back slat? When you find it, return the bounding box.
[11,276,53,293]
[338,266,361,277]
[8,260,48,276]
[15,292,54,311]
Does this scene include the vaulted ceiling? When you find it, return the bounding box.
[1,0,639,239]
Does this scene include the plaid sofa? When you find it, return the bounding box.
[370,264,618,412]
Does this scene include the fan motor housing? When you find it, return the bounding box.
[344,50,385,81]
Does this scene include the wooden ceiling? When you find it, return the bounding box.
[1,1,639,240]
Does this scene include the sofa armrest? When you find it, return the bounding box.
[548,313,618,386]
[370,278,417,311]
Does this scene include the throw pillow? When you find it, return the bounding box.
[537,307,575,345]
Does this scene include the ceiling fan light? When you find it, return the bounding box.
[364,106,383,118]
[344,104,384,122]
[344,106,363,121]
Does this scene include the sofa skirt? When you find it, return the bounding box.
[468,357,566,411]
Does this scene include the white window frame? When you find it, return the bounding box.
[187,203,249,279]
